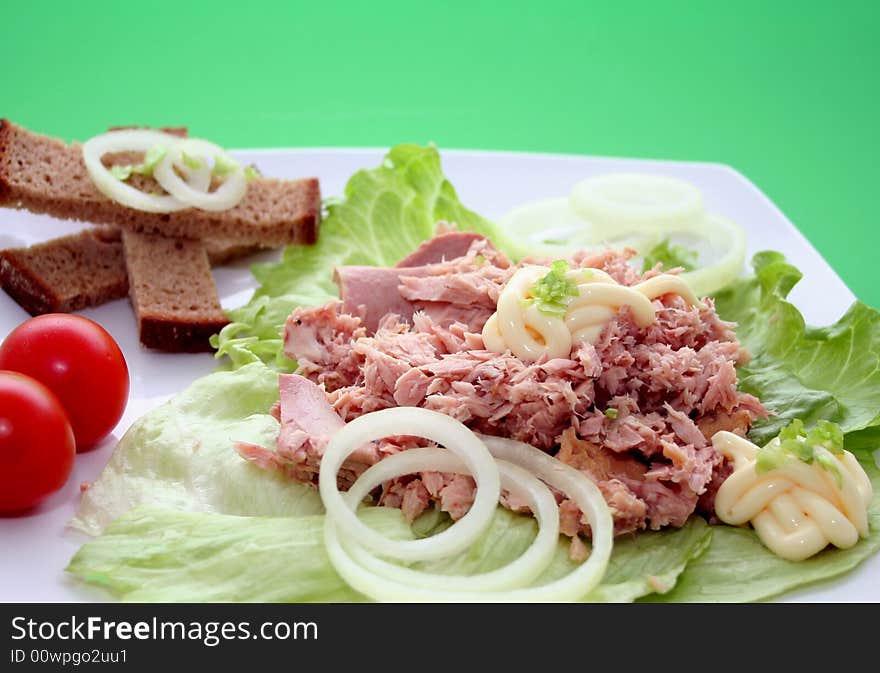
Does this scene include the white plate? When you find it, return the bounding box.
[0,148,876,602]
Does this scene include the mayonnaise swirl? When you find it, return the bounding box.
[482,266,573,361]
[713,431,873,561]
[482,264,702,361]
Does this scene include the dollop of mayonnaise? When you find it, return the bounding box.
[713,431,873,561]
[482,264,702,362]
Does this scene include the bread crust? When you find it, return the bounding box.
[0,120,15,203]
[138,315,231,353]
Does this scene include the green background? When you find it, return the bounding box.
[3,1,878,307]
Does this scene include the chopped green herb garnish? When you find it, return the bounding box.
[777,418,805,442]
[755,418,845,484]
[138,145,167,177]
[108,144,167,182]
[604,408,619,420]
[529,260,579,317]
[213,154,240,177]
[641,237,699,272]
[109,164,134,181]
[244,164,261,180]
[754,442,786,473]
[181,151,203,170]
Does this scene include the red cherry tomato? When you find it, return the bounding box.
[0,314,129,450]
[0,370,76,513]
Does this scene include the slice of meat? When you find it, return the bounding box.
[277,374,344,438]
[236,374,380,486]
[397,272,499,308]
[396,231,487,267]
[333,265,432,333]
[334,237,512,334]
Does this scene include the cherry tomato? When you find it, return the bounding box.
[0,371,76,513]
[0,314,129,450]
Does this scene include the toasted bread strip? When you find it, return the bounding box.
[0,120,321,246]
[121,230,230,352]
[0,227,126,315]
[0,229,264,316]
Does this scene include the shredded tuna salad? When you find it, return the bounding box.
[236,229,767,541]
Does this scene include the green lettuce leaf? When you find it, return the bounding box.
[67,506,711,603]
[643,459,880,602]
[212,144,523,370]
[70,362,322,536]
[411,507,712,602]
[641,237,698,272]
[67,507,409,602]
[714,251,880,446]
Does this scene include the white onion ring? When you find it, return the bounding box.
[82,130,211,213]
[570,173,705,234]
[500,196,661,255]
[318,407,614,601]
[318,408,501,563]
[333,448,560,594]
[477,434,613,600]
[500,181,746,297]
[153,138,247,212]
[678,214,746,297]
[323,433,613,601]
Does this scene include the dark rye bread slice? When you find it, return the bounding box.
[0,229,264,316]
[0,120,321,246]
[0,227,126,315]
[121,230,230,352]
